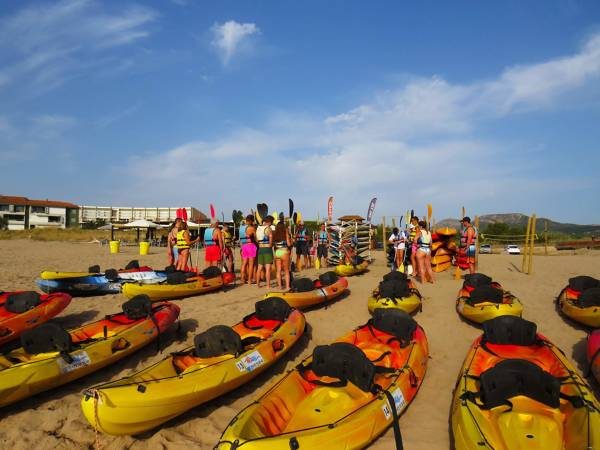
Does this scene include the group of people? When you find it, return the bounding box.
[166,215,332,291]
[388,215,478,283]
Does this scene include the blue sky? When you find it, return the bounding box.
[1,0,600,223]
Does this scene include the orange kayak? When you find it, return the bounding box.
[0,291,71,346]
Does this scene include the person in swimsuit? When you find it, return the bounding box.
[409,216,420,278]
[240,215,257,285]
[175,220,200,271]
[316,223,330,268]
[167,219,181,267]
[204,221,224,268]
[255,215,274,288]
[222,223,234,273]
[460,216,478,274]
[272,221,292,290]
[415,220,434,284]
[295,221,310,270]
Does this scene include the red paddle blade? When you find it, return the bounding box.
[210,204,216,221]
[182,208,188,221]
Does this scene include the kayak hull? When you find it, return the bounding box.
[264,278,348,309]
[557,287,600,327]
[334,261,369,277]
[367,281,422,314]
[456,285,523,324]
[121,275,231,301]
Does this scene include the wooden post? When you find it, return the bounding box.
[392,217,396,229]
[544,220,548,256]
[527,214,537,274]
[474,215,480,270]
[522,215,533,273]
[382,216,387,257]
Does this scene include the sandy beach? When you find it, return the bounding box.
[1,239,599,450]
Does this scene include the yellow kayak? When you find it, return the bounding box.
[557,277,600,327]
[334,260,369,277]
[81,298,306,436]
[122,271,236,301]
[216,309,428,450]
[367,279,422,314]
[452,315,600,450]
[456,281,523,324]
[0,299,179,407]
[263,272,348,309]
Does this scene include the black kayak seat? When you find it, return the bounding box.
[4,291,42,314]
[577,288,600,308]
[371,308,417,343]
[21,322,72,354]
[312,342,376,393]
[88,265,101,274]
[378,279,411,299]
[569,276,600,292]
[255,297,292,322]
[318,271,339,287]
[466,285,504,305]
[202,266,222,279]
[194,325,243,358]
[124,260,140,270]
[482,316,538,346]
[122,295,153,320]
[383,271,408,283]
[463,273,493,289]
[291,278,314,292]
[480,359,560,409]
[166,271,196,285]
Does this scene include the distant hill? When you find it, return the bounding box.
[436,213,600,236]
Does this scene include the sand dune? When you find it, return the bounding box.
[0,239,599,449]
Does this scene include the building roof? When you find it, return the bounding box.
[0,195,79,209]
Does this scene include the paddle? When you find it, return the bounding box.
[427,204,432,229]
[327,196,333,223]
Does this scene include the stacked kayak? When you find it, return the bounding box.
[81,298,306,435]
[368,271,422,314]
[0,296,179,407]
[216,309,428,449]
[0,291,71,346]
[431,227,458,273]
[452,316,600,449]
[37,260,166,296]
[587,329,600,384]
[456,273,522,324]
[327,221,372,266]
[264,271,348,309]
[122,267,235,301]
[557,275,600,327]
[334,258,369,277]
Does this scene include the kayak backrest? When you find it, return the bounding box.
[164,265,176,273]
[569,275,599,292]
[312,342,375,392]
[5,291,42,314]
[466,285,504,305]
[202,266,222,279]
[463,273,493,289]
[21,322,72,355]
[104,269,119,281]
[371,308,417,344]
[255,297,292,321]
[125,260,140,270]
[482,316,538,346]
[193,325,243,358]
[122,295,153,320]
[291,277,314,292]
[318,271,339,287]
[578,288,600,308]
[88,265,101,274]
[167,271,196,285]
[480,359,560,409]
[382,271,408,283]
[378,279,411,299]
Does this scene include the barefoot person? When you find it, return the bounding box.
[175,220,200,271]
[222,223,234,273]
[167,219,180,266]
[460,216,478,274]
[240,215,257,285]
[409,216,420,278]
[316,223,330,268]
[256,215,274,288]
[415,220,434,284]
[204,221,223,269]
[295,221,310,270]
[273,221,292,290]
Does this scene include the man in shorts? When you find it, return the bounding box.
[240,215,257,285]
[204,221,223,268]
[316,222,330,268]
[460,216,478,274]
[295,221,310,270]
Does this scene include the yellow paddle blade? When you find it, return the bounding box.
[427,204,432,225]
[399,264,405,273]
[297,212,302,223]
[272,211,278,224]
[315,257,321,270]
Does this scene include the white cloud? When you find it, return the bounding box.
[0,0,157,94]
[211,20,260,65]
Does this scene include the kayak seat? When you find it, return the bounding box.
[255,297,292,322]
[479,359,560,409]
[483,316,538,346]
[202,266,222,279]
[576,288,600,308]
[311,343,376,392]
[382,271,408,283]
[4,291,42,314]
[378,279,411,299]
[371,308,417,345]
[125,260,140,270]
[104,269,119,281]
[568,275,599,292]
[193,325,243,358]
[318,271,339,287]
[464,281,502,293]
[291,278,314,292]
[166,271,198,285]
[21,323,72,355]
[122,295,153,320]
[463,273,493,289]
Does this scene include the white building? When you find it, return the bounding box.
[0,196,79,230]
[79,206,207,225]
